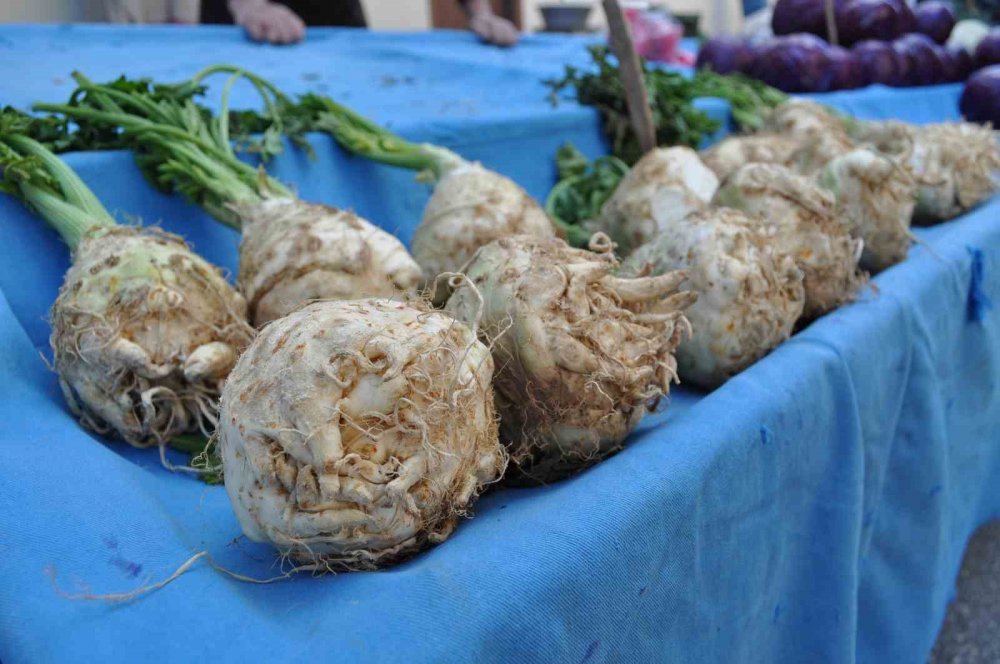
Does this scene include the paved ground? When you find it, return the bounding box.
[928,520,1000,664]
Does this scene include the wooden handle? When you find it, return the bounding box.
[602,0,656,156]
[825,0,839,46]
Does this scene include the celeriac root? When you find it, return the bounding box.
[52,226,253,446]
[218,298,505,569]
[234,198,422,325]
[446,234,694,482]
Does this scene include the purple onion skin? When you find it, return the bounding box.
[749,34,835,93]
[924,41,950,85]
[948,45,974,80]
[975,29,1000,71]
[960,64,1000,125]
[891,38,918,86]
[852,39,902,86]
[893,33,946,86]
[914,1,956,44]
[742,42,762,74]
[772,0,846,40]
[829,45,868,89]
[939,46,959,82]
[896,0,918,34]
[696,35,754,74]
[837,0,905,47]
[939,44,972,82]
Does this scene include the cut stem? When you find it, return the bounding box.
[300,94,466,180]
[20,182,111,248]
[34,71,294,230]
[5,134,112,222]
[0,129,116,249]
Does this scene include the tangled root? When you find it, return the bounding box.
[621,209,806,389]
[909,123,1000,224]
[445,234,694,483]
[51,226,254,447]
[851,120,1000,225]
[715,163,866,319]
[218,299,504,569]
[819,147,918,272]
[234,198,423,326]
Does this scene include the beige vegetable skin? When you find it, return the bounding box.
[0,132,252,447]
[413,162,556,283]
[714,163,865,319]
[235,198,422,325]
[621,209,805,389]
[446,234,694,482]
[306,98,557,283]
[850,120,1000,224]
[589,147,719,257]
[54,227,254,446]
[700,133,800,182]
[219,299,505,569]
[764,99,852,141]
[818,148,917,272]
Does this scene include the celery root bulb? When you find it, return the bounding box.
[218,299,504,569]
[766,100,858,176]
[765,99,851,141]
[714,163,865,319]
[589,147,718,257]
[850,120,1000,224]
[818,148,917,272]
[445,235,694,482]
[700,133,800,182]
[411,163,556,283]
[52,226,254,446]
[788,130,856,176]
[621,209,806,389]
[236,199,422,326]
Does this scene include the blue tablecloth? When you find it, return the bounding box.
[0,25,997,664]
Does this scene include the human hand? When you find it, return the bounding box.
[231,0,305,44]
[465,0,519,47]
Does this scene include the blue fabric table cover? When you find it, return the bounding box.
[0,25,997,664]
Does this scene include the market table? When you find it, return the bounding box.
[0,24,997,664]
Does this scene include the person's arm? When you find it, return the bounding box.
[460,0,520,47]
[228,0,305,44]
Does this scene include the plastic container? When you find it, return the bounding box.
[539,3,594,33]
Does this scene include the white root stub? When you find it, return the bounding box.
[700,133,801,182]
[218,299,505,569]
[621,209,806,389]
[411,163,555,284]
[714,163,865,319]
[445,234,694,483]
[51,226,254,447]
[588,147,719,257]
[236,198,423,326]
[818,148,917,272]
